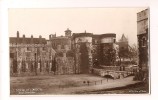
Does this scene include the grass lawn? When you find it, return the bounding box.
[10,74,145,95]
[10,74,108,95]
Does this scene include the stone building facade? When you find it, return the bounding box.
[48,28,75,75]
[49,29,71,50]
[10,31,56,76]
[10,29,119,76]
[137,9,149,80]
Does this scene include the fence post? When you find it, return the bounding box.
[87,81,89,86]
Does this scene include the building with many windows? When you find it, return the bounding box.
[10,31,56,76]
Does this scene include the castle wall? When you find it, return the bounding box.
[137,9,148,35]
[10,44,56,76]
[137,9,149,72]
[55,57,75,75]
[51,37,71,50]
[10,30,119,76]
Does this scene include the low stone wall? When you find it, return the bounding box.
[100,65,120,71]
[92,68,129,79]
[92,68,103,76]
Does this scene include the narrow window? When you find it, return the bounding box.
[27,47,30,51]
[142,37,146,47]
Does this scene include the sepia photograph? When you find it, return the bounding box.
[9,8,150,95]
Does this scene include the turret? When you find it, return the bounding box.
[65,28,72,37]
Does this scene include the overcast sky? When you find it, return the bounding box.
[9,8,146,45]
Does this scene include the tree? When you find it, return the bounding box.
[118,46,129,65]
[108,48,116,66]
[118,43,138,65]
[128,44,138,64]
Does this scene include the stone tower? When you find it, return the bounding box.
[137,9,149,80]
[100,33,116,66]
[65,28,72,37]
[72,31,93,74]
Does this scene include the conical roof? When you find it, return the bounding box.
[119,34,128,42]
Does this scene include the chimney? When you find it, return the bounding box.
[49,35,51,40]
[39,35,42,44]
[22,34,25,44]
[16,31,19,44]
[23,34,25,38]
[31,35,33,44]
[17,31,19,38]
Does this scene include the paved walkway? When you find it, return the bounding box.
[42,76,141,94]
